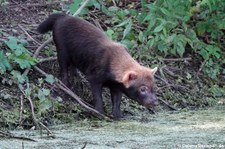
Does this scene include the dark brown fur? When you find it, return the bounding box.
[37,13,158,118]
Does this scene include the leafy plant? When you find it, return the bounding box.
[69,0,100,16]
[0,35,37,84]
[5,36,36,69]
[101,0,224,79]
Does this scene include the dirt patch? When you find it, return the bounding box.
[1,106,225,149]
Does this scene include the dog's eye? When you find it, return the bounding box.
[139,86,148,95]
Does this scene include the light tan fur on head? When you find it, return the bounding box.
[120,66,157,88]
[101,38,157,87]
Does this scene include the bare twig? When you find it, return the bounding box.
[162,57,192,62]
[33,37,53,59]
[19,95,24,125]
[39,56,57,63]
[18,24,41,45]
[0,130,36,142]
[23,37,53,76]
[198,58,208,74]
[91,18,104,31]
[18,84,54,135]
[158,97,177,111]
[81,142,87,149]
[112,0,117,7]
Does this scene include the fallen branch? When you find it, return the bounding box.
[0,130,36,142]
[34,66,111,120]
[39,56,57,63]
[18,24,41,46]
[22,37,53,76]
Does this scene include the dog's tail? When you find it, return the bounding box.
[37,13,66,34]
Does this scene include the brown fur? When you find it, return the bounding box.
[100,38,156,88]
[37,13,158,118]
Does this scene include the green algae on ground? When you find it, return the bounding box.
[0,106,225,149]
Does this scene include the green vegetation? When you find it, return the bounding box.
[0,0,224,129]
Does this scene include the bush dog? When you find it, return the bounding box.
[37,13,158,118]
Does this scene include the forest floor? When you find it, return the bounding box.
[1,106,225,149]
[0,1,225,149]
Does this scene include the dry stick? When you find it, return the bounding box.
[26,93,53,135]
[33,37,53,58]
[158,94,177,111]
[34,66,111,120]
[162,57,192,62]
[18,85,54,135]
[198,58,208,74]
[0,130,36,142]
[112,0,117,7]
[23,37,53,76]
[18,25,41,46]
[19,95,24,125]
[155,72,178,110]
[72,0,91,16]
[39,56,57,63]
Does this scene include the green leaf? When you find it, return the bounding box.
[42,88,50,96]
[10,70,27,83]
[108,6,119,12]
[38,89,45,101]
[69,0,82,14]
[147,39,155,48]
[153,23,164,33]
[123,19,132,39]
[15,44,27,56]
[45,75,55,84]
[138,31,144,43]
[38,89,51,115]
[5,36,18,50]
[115,19,130,27]
[141,0,147,9]
[87,0,100,9]
[199,48,208,59]
[177,41,185,57]
[106,29,114,39]
[121,39,134,49]
[160,8,171,16]
[25,87,31,96]
[0,51,11,74]
[144,13,154,22]
[165,34,176,43]
[158,41,167,53]
[14,56,31,69]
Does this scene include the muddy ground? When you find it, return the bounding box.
[1,106,225,149]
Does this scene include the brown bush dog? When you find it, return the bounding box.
[37,13,158,118]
